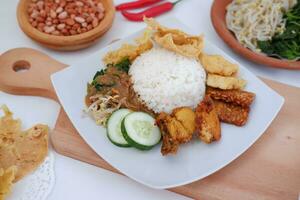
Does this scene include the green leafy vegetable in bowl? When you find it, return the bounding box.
[258,1,300,60]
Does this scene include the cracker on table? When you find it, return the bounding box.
[0,105,49,182]
[0,166,17,200]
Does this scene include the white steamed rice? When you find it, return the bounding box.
[129,47,206,114]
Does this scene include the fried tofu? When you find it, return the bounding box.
[200,54,239,76]
[195,96,221,143]
[214,100,250,126]
[206,74,247,90]
[156,107,196,155]
[206,87,255,107]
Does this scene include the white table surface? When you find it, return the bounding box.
[1,0,299,199]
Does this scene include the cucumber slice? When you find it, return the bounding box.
[107,109,132,147]
[121,112,161,150]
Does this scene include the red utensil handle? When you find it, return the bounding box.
[116,0,162,11]
[121,2,174,21]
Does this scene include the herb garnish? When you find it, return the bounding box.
[115,57,131,73]
[257,2,300,60]
[90,57,131,91]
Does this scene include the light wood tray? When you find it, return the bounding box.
[0,48,299,200]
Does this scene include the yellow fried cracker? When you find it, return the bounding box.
[103,29,153,65]
[145,18,204,59]
[200,54,239,76]
[0,166,17,200]
[206,74,247,90]
[0,105,49,182]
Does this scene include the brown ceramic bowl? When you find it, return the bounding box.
[17,0,115,51]
[211,0,300,70]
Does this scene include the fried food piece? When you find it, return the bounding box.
[214,100,250,126]
[103,38,153,65]
[145,18,204,59]
[0,166,17,200]
[200,54,239,76]
[156,107,196,155]
[206,87,255,107]
[0,105,49,182]
[206,74,247,90]
[195,96,221,143]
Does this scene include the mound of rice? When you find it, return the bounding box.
[129,47,206,114]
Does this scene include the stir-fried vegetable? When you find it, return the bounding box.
[258,1,300,60]
[90,57,131,92]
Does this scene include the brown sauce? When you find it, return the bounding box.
[86,66,154,115]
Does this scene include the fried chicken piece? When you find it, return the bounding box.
[214,100,250,126]
[206,74,247,90]
[200,54,239,76]
[206,87,255,107]
[156,107,196,155]
[195,96,221,143]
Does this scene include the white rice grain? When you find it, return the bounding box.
[129,48,206,114]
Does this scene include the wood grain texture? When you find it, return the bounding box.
[0,48,299,200]
[17,0,115,51]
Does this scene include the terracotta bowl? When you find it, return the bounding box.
[211,0,300,70]
[17,0,115,51]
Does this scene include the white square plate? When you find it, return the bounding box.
[51,18,284,189]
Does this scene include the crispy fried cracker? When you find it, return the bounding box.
[0,105,49,182]
[214,100,250,126]
[200,54,239,76]
[206,74,247,90]
[0,166,17,200]
[145,18,204,59]
[195,96,221,143]
[206,87,255,107]
[103,32,153,65]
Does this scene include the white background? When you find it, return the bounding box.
[0,0,299,199]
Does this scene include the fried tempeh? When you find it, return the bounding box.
[206,87,255,107]
[156,107,196,155]
[214,100,250,126]
[195,96,221,143]
[206,74,247,90]
[200,54,239,76]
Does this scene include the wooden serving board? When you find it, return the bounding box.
[0,48,299,200]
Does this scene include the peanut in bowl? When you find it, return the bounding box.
[17,0,115,51]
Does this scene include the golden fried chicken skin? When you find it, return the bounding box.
[156,107,196,155]
[195,96,221,143]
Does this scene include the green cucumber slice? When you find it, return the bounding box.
[107,109,132,147]
[121,112,161,150]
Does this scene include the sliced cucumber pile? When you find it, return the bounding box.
[107,109,162,150]
[121,112,161,150]
[107,109,132,147]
